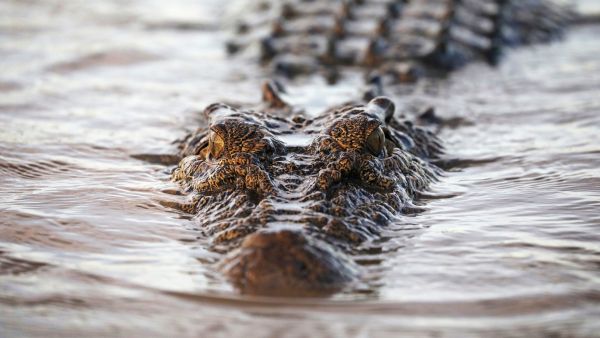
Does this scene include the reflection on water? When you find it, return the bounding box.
[1,0,599,337]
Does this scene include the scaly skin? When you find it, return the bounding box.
[228,0,570,82]
[167,0,570,296]
[172,82,441,296]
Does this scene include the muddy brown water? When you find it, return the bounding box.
[1,1,599,337]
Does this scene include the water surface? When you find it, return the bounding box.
[1,1,599,337]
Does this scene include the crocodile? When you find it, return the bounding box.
[172,82,442,296]
[169,0,570,296]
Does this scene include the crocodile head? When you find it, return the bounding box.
[172,81,442,296]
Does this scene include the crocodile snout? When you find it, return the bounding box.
[219,229,358,296]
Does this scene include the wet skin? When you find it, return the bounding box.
[172,82,442,296]
[228,0,570,82]
[171,0,569,296]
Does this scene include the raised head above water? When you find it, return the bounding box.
[172,82,442,296]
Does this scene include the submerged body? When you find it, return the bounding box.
[229,0,569,82]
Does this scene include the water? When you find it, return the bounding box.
[1,1,599,337]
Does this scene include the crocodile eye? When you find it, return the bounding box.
[208,131,225,159]
[366,127,385,156]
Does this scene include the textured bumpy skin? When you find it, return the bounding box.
[169,0,569,296]
[228,0,570,82]
[172,82,442,295]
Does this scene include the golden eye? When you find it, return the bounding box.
[366,127,385,156]
[208,131,225,159]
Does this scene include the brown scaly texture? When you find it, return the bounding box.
[171,82,442,296]
[169,0,570,296]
